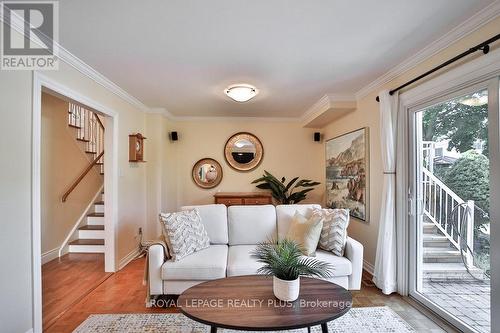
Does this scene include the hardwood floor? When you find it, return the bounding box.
[42,253,112,331]
[45,257,456,333]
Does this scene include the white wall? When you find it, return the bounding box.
[0,70,35,333]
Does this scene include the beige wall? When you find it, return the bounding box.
[321,17,500,267]
[41,93,103,254]
[159,120,324,211]
[42,61,149,263]
[0,54,149,332]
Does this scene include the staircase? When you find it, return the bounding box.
[420,142,482,281]
[64,103,105,254]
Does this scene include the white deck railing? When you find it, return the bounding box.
[421,142,474,267]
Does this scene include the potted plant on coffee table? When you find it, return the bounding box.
[251,239,332,302]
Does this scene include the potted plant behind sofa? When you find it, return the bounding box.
[251,239,332,301]
[252,171,320,204]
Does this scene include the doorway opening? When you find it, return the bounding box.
[32,73,119,333]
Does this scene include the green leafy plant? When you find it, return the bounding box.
[252,171,320,204]
[251,238,332,281]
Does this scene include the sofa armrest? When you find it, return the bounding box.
[148,244,165,295]
[344,236,363,290]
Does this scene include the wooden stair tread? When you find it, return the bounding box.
[79,225,104,231]
[87,212,104,217]
[95,201,104,205]
[85,151,97,154]
[69,239,104,245]
[68,124,81,129]
[76,138,90,142]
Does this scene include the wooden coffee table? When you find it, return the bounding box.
[178,275,352,333]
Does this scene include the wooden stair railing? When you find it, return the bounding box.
[62,151,104,202]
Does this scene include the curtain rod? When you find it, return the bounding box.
[375,33,500,102]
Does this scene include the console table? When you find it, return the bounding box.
[214,192,273,206]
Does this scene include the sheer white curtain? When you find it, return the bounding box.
[373,90,398,295]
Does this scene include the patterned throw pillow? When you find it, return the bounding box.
[159,209,210,261]
[313,208,350,256]
[286,211,324,257]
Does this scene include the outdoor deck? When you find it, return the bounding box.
[422,279,490,333]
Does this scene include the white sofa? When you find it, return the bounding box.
[148,204,364,296]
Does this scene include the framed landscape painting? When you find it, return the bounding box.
[325,127,369,222]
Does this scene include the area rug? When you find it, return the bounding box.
[73,306,415,332]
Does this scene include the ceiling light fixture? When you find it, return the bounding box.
[225,84,258,102]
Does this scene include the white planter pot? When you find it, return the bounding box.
[273,276,300,301]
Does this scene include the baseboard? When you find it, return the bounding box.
[363,259,375,276]
[41,247,59,265]
[118,246,141,270]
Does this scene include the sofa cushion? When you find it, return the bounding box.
[182,204,228,244]
[227,245,263,276]
[315,249,352,277]
[286,211,324,256]
[161,245,228,280]
[228,205,277,245]
[159,210,210,261]
[276,204,322,240]
[314,208,350,256]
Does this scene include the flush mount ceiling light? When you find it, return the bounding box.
[225,84,258,102]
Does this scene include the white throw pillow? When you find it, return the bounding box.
[159,209,210,261]
[313,208,350,256]
[286,211,324,257]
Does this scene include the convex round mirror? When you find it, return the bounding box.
[192,158,223,189]
[224,132,263,171]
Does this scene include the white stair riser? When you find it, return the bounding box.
[94,203,104,213]
[100,193,105,201]
[87,216,104,225]
[78,229,105,239]
[68,244,105,253]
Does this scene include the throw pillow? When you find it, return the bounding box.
[286,210,324,256]
[159,209,210,261]
[313,208,350,256]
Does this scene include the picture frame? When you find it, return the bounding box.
[325,127,369,222]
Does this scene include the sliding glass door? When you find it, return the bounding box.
[409,79,498,333]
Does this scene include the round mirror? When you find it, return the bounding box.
[192,158,223,189]
[224,132,263,171]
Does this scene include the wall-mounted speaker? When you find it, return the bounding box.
[170,131,178,141]
[314,132,321,142]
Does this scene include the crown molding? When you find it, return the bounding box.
[58,47,151,113]
[166,114,302,123]
[301,94,356,123]
[355,0,500,100]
